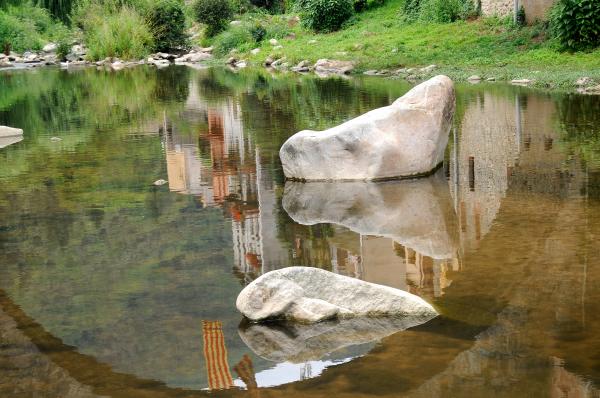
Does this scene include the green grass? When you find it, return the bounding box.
[209,0,600,91]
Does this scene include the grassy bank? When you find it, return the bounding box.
[210,0,600,91]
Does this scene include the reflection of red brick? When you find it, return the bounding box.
[234,354,258,391]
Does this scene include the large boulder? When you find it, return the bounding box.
[279,75,455,181]
[0,126,23,138]
[236,267,438,323]
[282,171,458,259]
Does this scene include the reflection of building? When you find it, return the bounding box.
[162,99,290,283]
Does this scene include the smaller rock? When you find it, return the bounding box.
[271,57,286,68]
[511,79,533,86]
[50,137,62,142]
[111,61,125,70]
[288,15,300,27]
[264,56,274,66]
[314,59,354,75]
[43,43,57,53]
[420,64,437,73]
[285,33,296,40]
[486,77,496,82]
[576,77,593,87]
[153,179,168,186]
[308,39,317,44]
[250,48,261,55]
[364,70,379,76]
[394,68,407,75]
[201,47,213,53]
[230,20,242,26]
[273,45,283,50]
[583,85,600,94]
[226,57,237,65]
[406,68,416,74]
[0,60,12,68]
[235,60,247,68]
[269,38,279,46]
[291,60,311,73]
[467,75,482,83]
[391,48,398,53]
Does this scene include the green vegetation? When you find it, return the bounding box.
[299,0,354,32]
[0,3,69,52]
[192,0,234,37]
[550,0,600,51]
[147,0,188,52]
[80,5,154,60]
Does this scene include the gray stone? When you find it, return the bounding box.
[250,48,261,55]
[279,75,455,181]
[511,79,533,86]
[576,77,593,87]
[282,172,457,259]
[239,316,434,363]
[420,64,437,73]
[153,179,168,186]
[269,38,279,46]
[236,267,438,323]
[314,59,354,75]
[43,43,57,53]
[467,75,482,83]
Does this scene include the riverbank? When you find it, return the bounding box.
[204,0,600,92]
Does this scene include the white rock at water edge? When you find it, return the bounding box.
[0,126,23,137]
[279,75,455,181]
[236,267,438,323]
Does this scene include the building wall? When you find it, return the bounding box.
[480,0,555,22]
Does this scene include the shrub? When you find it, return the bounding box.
[211,24,253,55]
[249,0,284,12]
[550,0,600,51]
[300,0,354,32]
[353,0,366,12]
[83,7,154,60]
[146,0,188,52]
[250,22,267,42]
[192,0,234,37]
[0,6,59,52]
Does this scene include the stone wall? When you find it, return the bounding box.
[480,0,555,22]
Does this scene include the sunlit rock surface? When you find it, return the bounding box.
[0,126,23,138]
[279,75,455,181]
[236,267,438,323]
[282,173,457,259]
[239,316,434,363]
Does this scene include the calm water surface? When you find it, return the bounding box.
[1,66,600,397]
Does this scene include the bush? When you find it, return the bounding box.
[300,0,353,32]
[211,24,253,55]
[402,0,476,23]
[83,7,154,60]
[192,0,234,37]
[146,0,188,52]
[353,0,366,12]
[250,22,267,42]
[249,0,284,12]
[550,0,600,51]
[0,4,68,53]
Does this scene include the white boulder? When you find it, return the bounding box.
[236,267,438,323]
[0,126,23,138]
[43,43,57,53]
[314,59,354,75]
[282,172,457,259]
[279,75,455,181]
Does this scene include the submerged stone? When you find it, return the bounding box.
[236,267,438,323]
[279,75,455,181]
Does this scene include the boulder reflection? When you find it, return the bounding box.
[282,172,460,297]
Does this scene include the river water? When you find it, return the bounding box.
[0,66,599,397]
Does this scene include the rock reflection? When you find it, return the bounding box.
[239,315,435,364]
[0,135,23,149]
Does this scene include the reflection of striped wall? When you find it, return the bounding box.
[202,320,234,390]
